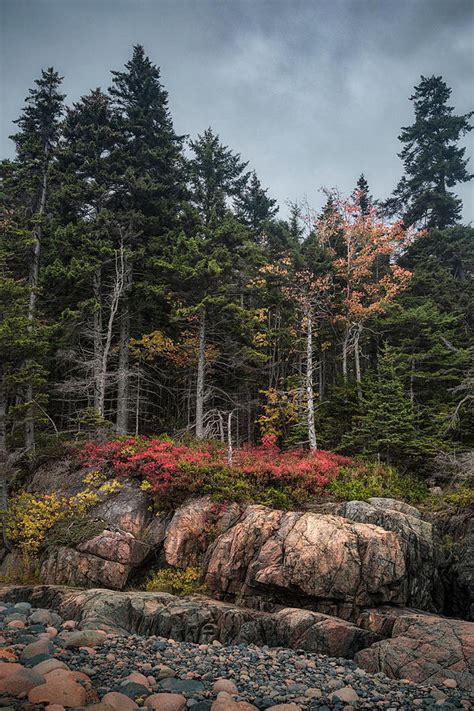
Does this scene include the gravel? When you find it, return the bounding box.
[0,601,472,710]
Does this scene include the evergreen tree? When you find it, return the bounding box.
[108,45,186,433]
[342,345,435,466]
[46,89,124,422]
[188,128,249,226]
[234,170,278,236]
[352,174,372,215]
[386,76,473,228]
[2,68,65,451]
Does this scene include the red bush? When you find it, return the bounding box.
[79,435,353,507]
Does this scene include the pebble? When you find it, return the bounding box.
[0,601,471,711]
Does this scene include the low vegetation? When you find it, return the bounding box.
[142,566,206,596]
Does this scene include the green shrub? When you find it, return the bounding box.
[327,464,428,504]
[427,486,474,511]
[143,566,206,596]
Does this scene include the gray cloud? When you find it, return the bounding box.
[1,0,473,220]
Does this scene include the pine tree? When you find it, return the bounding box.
[234,170,278,236]
[3,68,65,451]
[342,345,434,466]
[188,127,249,227]
[352,174,372,215]
[386,76,473,228]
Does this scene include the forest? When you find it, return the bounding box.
[1,44,473,478]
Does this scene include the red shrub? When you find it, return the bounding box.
[79,435,353,507]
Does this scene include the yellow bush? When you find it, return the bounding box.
[98,479,123,495]
[83,470,107,487]
[7,492,70,554]
[143,566,206,597]
[7,488,99,555]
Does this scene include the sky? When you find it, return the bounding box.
[1,0,473,221]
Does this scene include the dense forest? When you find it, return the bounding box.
[1,45,473,475]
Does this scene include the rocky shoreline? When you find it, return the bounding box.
[1,597,472,710]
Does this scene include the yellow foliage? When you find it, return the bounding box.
[131,329,219,369]
[257,387,298,437]
[140,480,152,491]
[7,492,68,554]
[83,470,106,487]
[7,488,99,555]
[143,566,206,596]
[98,479,123,494]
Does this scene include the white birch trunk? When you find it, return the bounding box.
[25,159,49,452]
[227,411,233,465]
[92,268,103,412]
[97,245,125,418]
[306,310,317,451]
[354,324,363,401]
[195,307,206,439]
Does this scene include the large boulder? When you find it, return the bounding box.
[0,584,379,658]
[77,530,150,566]
[204,506,406,619]
[41,547,129,589]
[338,498,437,610]
[92,482,153,537]
[164,497,241,568]
[355,607,474,690]
[40,528,150,589]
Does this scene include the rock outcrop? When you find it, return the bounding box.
[337,497,438,610]
[204,505,407,619]
[41,546,130,589]
[355,607,474,690]
[1,584,473,690]
[164,497,241,568]
[35,495,444,615]
[0,584,379,660]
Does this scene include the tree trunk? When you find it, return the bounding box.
[227,411,233,465]
[25,161,49,452]
[97,245,125,418]
[195,307,206,439]
[92,268,102,412]
[342,327,350,382]
[116,308,130,434]
[134,369,140,436]
[306,310,317,451]
[0,372,7,463]
[116,255,132,434]
[354,324,363,401]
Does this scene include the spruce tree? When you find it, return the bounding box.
[386,76,473,228]
[352,174,372,215]
[234,170,278,236]
[108,45,186,433]
[342,345,435,466]
[188,127,249,226]
[3,68,64,450]
[47,89,123,421]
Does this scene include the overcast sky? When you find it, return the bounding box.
[1,0,473,221]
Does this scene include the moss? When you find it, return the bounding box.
[46,513,105,549]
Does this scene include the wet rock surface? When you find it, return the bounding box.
[0,597,472,709]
